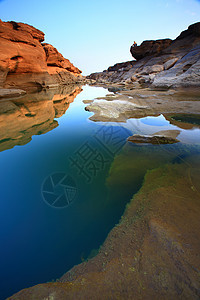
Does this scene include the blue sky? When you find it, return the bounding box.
[0,0,200,75]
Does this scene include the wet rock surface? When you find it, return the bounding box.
[127,130,180,144]
[83,87,200,122]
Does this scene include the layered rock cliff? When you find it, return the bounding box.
[87,22,200,88]
[0,20,82,91]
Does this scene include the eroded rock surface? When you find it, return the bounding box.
[130,39,172,60]
[127,130,180,144]
[43,43,81,76]
[0,20,82,91]
[87,22,200,88]
[83,88,200,122]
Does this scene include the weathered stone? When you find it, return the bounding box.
[139,64,164,75]
[0,19,82,90]
[87,22,200,88]
[131,75,137,82]
[127,130,180,144]
[149,73,156,82]
[153,45,200,88]
[164,58,178,70]
[42,43,81,75]
[130,39,172,60]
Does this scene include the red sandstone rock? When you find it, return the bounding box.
[0,20,46,76]
[43,43,81,75]
[0,19,82,89]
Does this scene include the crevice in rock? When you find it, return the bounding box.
[10,55,23,61]
[10,21,20,30]
[182,63,193,73]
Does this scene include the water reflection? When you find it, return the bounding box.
[0,85,82,152]
[0,85,200,300]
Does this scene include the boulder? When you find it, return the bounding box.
[107,60,135,72]
[130,39,172,60]
[164,58,178,70]
[140,64,164,75]
[127,130,180,144]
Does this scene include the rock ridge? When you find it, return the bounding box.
[87,22,200,88]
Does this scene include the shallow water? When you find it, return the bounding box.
[0,85,200,299]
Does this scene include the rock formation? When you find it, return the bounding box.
[130,39,172,60]
[127,130,180,144]
[87,22,200,88]
[0,20,82,91]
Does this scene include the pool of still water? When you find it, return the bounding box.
[0,85,200,299]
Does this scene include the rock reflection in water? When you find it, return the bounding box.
[0,85,82,152]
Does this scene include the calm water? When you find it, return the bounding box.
[0,85,200,299]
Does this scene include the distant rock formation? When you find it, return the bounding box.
[87,22,200,88]
[0,20,82,91]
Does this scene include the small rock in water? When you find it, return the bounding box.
[127,130,180,144]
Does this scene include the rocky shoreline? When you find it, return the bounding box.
[83,87,200,124]
[87,22,200,89]
[1,20,200,300]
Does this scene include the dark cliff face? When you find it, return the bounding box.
[130,22,200,61]
[0,20,82,90]
[130,39,172,60]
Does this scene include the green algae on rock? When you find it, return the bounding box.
[8,144,200,299]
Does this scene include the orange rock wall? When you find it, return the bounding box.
[0,20,82,88]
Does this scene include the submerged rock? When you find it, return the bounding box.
[84,88,200,122]
[8,157,200,299]
[128,130,180,144]
[85,99,147,122]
